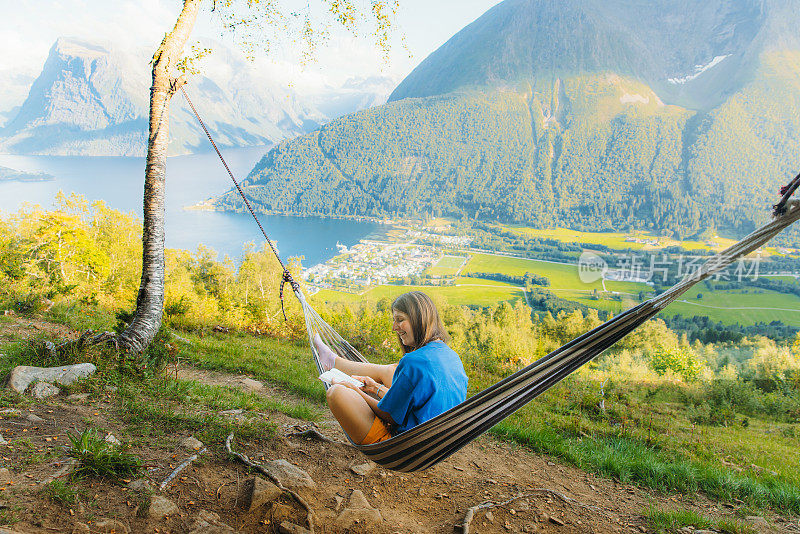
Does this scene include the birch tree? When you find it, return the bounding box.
[117,0,399,354]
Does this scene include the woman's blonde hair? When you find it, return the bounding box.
[391,291,450,353]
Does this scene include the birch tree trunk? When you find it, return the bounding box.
[119,0,202,354]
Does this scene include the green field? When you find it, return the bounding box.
[663,287,800,327]
[462,253,647,294]
[313,279,524,307]
[499,224,737,252]
[428,254,468,276]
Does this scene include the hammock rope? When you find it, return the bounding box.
[182,87,800,472]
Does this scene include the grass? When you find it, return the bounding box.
[498,224,740,252]
[643,505,755,534]
[67,427,142,480]
[428,255,468,276]
[492,420,800,513]
[41,480,81,506]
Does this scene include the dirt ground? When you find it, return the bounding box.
[0,316,796,533]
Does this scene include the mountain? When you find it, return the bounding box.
[211,0,800,239]
[0,38,390,157]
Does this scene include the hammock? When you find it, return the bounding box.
[182,87,800,472]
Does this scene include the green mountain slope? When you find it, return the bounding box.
[213,0,800,239]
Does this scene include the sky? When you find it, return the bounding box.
[1,0,503,92]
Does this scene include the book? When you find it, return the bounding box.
[318,368,364,388]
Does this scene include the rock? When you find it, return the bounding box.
[127,478,153,492]
[239,477,282,511]
[72,523,91,533]
[0,408,20,418]
[0,434,6,444]
[335,489,382,531]
[93,518,130,533]
[67,393,90,402]
[0,468,13,485]
[485,511,494,523]
[279,522,311,534]
[104,433,121,445]
[263,459,316,493]
[350,462,376,476]
[189,510,236,534]
[180,436,205,451]
[0,529,28,534]
[693,531,717,534]
[744,516,770,529]
[30,382,60,399]
[45,458,77,483]
[24,413,44,423]
[148,495,179,520]
[240,377,264,391]
[218,409,245,422]
[7,363,96,394]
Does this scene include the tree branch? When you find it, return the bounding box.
[458,488,613,534]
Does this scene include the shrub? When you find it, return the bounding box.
[688,402,736,427]
[67,427,141,480]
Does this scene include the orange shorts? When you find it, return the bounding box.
[362,417,392,444]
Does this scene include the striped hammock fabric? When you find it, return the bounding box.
[298,201,800,472]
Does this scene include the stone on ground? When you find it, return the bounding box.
[7,363,96,394]
[239,476,282,511]
[104,433,121,445]
[24,413,44,423]
[180,436,205,451]
[350,462,376,476]
[93,518,130,533]
[239,377,264,392]
[30,382,60,399]
[0,468,13,485]
[335,489,383,531]
[263,459,317,493]
[188,510,237,534]
[148,495,179,520]
[127,478,153,492]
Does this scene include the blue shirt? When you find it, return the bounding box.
[377,341,468,435]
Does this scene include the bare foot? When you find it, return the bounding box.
[313,333,337,371]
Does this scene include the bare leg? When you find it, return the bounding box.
[326,384,378,444]
[314,334,397,386]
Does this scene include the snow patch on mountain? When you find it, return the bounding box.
[667,55,731,85]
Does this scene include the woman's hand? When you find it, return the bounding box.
[353,375,380,396]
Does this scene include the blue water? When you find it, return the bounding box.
[0,147,381,267]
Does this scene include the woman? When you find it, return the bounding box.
[314,291,468,445]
